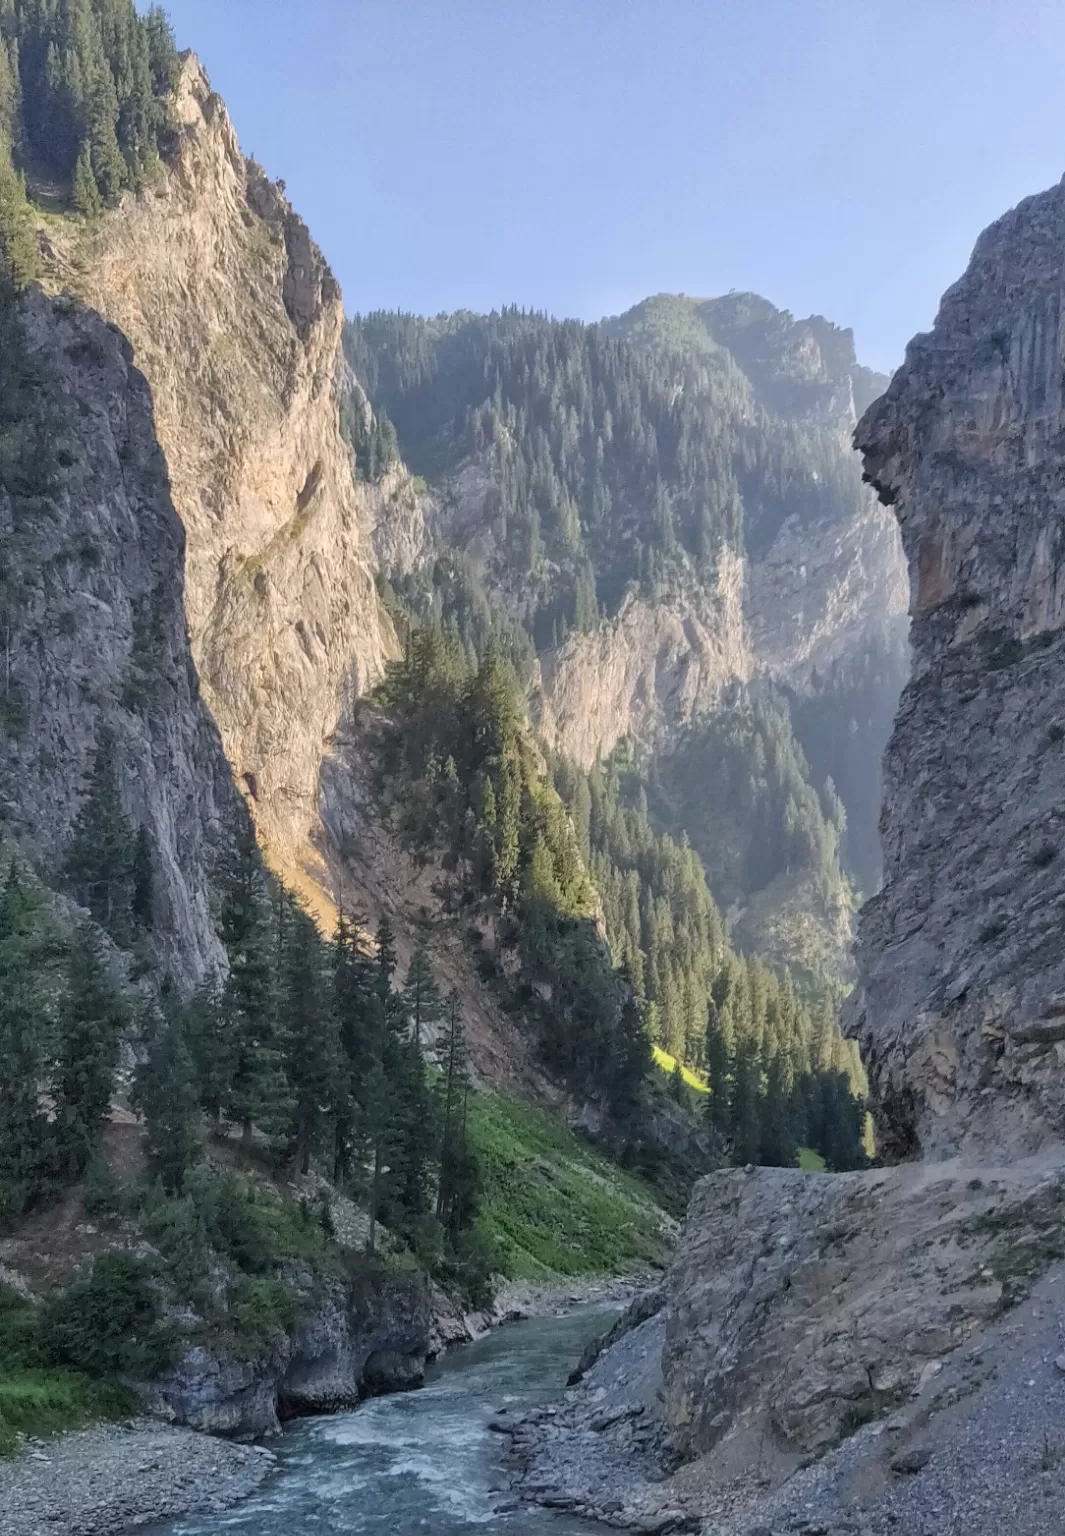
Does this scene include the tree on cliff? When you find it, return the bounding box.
[216,808,289,1145]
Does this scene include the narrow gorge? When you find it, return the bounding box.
[505,175,1065,1536]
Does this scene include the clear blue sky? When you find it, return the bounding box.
[155,0,1065,373]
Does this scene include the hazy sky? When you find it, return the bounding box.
[156,1,1065,373]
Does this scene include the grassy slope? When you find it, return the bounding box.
[469,1090,672,1279]
[0,1372,135,1456]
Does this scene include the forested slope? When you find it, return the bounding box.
[345,293,907,986]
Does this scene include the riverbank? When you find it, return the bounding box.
[0,1421,275,1536]
[0,1275,644,1536]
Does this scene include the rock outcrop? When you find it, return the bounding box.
[145,1268,432,1439]
[40,53,397,912]
[852,176,1065,1161]
[0,288,238,986]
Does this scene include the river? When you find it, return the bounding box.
[148,1306,616,1536]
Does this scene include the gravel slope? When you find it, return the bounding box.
[0,1421,274,1536]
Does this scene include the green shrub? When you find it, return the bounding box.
[0,1285,40,1371]
[225,1277,301,1357]
[39,1252,173,1378]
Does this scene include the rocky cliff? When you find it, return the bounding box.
[39,53,397,914]
[0,286,238,986]
[506,182,1065,1534]
[853,176,1065,1161]
[537,295,909,772]
[146,1267,433,1439]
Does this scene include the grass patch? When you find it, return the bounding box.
[797,1146,827,1172]
[0,1370,135,1456]
[652,1045,709,1094]
[467,1089,670,1279]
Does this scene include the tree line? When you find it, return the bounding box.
[0,729,493,1295]
[374,620,869,1172]
[0,0,178,216]
[375,623,650,1121]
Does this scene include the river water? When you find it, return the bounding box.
[150,1307,615,1536]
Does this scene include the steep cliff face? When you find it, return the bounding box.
[0,288,237,985]
[533,554,749,767]
[40,54,396,907]
[853,177,1065,1160]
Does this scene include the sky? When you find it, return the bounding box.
[154,0,1065,374]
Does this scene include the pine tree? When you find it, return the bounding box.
[217,810,287,1146]
[435,993,470,1231]
[183,983,228,1124]
[72,140,101,216]
[64,729,135,943]
[403,946,444,1049]
[52,922,126,1182]
[759,1054,796,1168]
[0,134,36,291]
[330,906,372,1186]
[280,894,335,1176]
[606,976,649,1122]
[0,865,59,1216]
[728,1035,761,1166]
[135,986,201,1195]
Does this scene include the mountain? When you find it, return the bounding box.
[345,293,909,984]
[0,2,879,1469]
[511,178,1065,1534]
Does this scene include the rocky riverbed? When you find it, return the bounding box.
[0,1421,275,1536]
[0,1273,652,1536]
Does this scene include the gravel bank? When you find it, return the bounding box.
[490,1268,654,1324]
[0,1420,275,1536]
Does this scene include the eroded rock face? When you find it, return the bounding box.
[147,1270,431,1438]
[41,53,397,905]
[852,176,1065,1159]
[0,290,237,986]
[511,1158,1065,1528]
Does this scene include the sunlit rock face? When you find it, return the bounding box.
[42,53,398,906]
[853,176,1065,1161]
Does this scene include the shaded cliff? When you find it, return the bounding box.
[0,286,237,986]
[853,176,1065,1160]
[39,53,397,913]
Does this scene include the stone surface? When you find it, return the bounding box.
[142,1268,432,1438]
[0,1420,273,1536]
[851,173,1065,1160]
[40,53,398,919]
[0,288,238,987]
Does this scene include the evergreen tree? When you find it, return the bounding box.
[728,1035,761,1166]
[72,141,101,216]
[183,983,228,1124]
[135,986,200,1195]
[759,1054,796,1168]
[217,809,287,1146]
[280,892,336,1176]
[403,945,444,1048]
[64,729,135,943]
[52,922,125,1181]
[0,864,61,1216]
[330,906,373,1186]
[435,993,471,1233]
[0,133,35,290]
